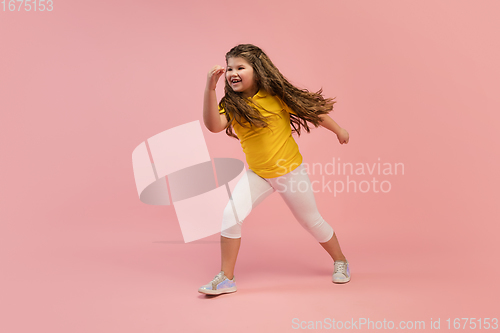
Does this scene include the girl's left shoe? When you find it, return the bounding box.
[333,260,351,283]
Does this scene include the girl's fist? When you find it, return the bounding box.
[337,128,349,144]
[206,65,225,90]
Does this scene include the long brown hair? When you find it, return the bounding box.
[219,44,336,139]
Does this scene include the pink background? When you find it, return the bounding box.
[1,0,499,332]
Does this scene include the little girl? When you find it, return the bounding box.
[199,44,350,295]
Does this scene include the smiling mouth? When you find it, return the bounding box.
[231,79,241,84]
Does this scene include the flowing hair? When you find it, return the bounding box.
[219,44,336,140]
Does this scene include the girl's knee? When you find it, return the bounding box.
[222,203,243,225]
[221,202,243,237]
[299,215,334,242]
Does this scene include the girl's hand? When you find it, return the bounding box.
[206,65,225,90]
[337,128,349,144]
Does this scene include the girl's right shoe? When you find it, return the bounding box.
[198,271,237,295]
[332,260,351,283]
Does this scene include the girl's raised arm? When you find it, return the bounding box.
[203,65,228,133]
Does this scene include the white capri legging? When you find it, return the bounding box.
[221,162,334,243]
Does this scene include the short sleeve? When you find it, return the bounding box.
[287,106,298,115]
[218,105,226,114]
[279,99,297,115]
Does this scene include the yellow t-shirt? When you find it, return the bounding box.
[219,89,303,178]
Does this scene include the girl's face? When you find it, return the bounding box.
[226,57,259,98]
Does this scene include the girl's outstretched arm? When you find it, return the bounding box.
[318,114,349,144]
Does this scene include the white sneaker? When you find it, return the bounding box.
[198,271,237,295]
[332,260,351,284]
